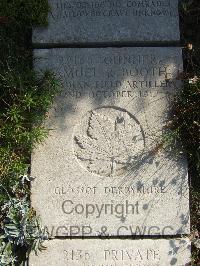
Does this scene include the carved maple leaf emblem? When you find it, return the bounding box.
[74,108,144,177]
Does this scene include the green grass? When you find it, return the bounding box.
[0,0,50,26]
[0,68,60,199]
[0,0,61,265]
[179,1,200,264]
[172,79,200,183]
[171,74,200,265]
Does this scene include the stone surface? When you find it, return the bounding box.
[33,0,180,44]
[29,238,191,266]
[31,47,190,237]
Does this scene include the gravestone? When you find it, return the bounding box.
[29,238,191,266]
[33,0,180,44]
[30,0,191,265]
[31,47,189,238]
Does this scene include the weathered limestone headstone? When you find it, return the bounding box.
[30,0,191,265]
[30,238,191,266]
[31,47,189,238]
[33,0,180,44]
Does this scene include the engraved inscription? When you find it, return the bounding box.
[59,53,181,101]
[54,185,166,195]
[53,0,177,19]
[73,107,145,177]
[63,248,160,263]
[31,48,189,239]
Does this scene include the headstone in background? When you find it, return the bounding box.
[31,47,190,237]
[32,0,180,44]
[29,238,191,266]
